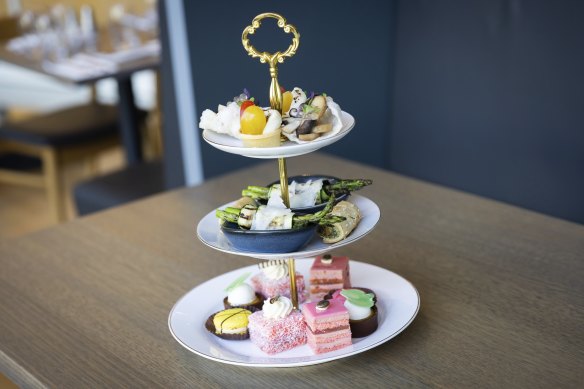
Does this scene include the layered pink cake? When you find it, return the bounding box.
[248,296,307,354]
[251,263,306,303]
[309,255,351,300]
[302,298,352,354]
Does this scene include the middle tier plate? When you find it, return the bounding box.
[197,194,380,260]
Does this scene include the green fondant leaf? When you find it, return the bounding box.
[225,272,251,293]
[340,289,374,308]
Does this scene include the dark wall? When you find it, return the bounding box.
[390,0,584,223]
[183,0,396,177]
[172,0,584,223]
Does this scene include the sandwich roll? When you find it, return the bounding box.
[318,201,361,243]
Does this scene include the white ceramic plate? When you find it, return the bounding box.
[196,195,380,260]
[168,259,420,367]
[202,111,355,159]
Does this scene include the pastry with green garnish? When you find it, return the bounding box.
[336,288,378,338]
[223,272,263,312]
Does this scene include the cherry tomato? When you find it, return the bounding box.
[240,100,255,116]
[240,106,266,135]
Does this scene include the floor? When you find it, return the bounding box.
[0,147,125,239]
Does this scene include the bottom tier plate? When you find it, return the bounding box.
[168,259,420,367]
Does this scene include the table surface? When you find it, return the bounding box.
[1,153,583,388]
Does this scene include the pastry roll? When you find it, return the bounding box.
[318,201,361,243]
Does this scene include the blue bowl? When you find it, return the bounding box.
[220,222,317,253]
[264,175,349,214]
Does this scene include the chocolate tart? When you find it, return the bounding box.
[323,287,378,338]
[223,293,264,312]
[205,309,251,340]
[349,305,378,338]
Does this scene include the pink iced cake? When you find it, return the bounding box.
[302,298,352,354]
[248,296,307,354]
[309,254,351,300]
[251,262,306,303]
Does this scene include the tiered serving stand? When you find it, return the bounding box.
[168,13,420,367]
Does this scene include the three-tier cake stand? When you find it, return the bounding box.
[168,13,420,367]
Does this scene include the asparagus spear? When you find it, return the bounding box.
[216,196,345,230]
[241,178,373,203]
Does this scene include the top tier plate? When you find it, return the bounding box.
[202,111,355,159]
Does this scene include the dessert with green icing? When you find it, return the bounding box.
[223,272,263,311]
[338,289,378,338]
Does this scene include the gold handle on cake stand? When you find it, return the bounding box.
[242,13,301,309]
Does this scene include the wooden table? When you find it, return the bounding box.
[1,153,582,388]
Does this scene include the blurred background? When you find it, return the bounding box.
[0,0,582,244]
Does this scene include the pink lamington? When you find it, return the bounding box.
[250,273,306,303]
[309,255,351,300]
[302,298,352,354]
[248,310,307,354]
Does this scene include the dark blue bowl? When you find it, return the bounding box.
[220,222,317,253]
[264,175,349,213]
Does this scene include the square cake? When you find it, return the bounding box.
[248,296,307,354]
[251,262,306,303]
[302,298,352,354]
[309,254,351,300]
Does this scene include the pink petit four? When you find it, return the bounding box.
[251,261,306,303]
[309,254,351,300]
[302,298,352,354]
[248,296,307,354]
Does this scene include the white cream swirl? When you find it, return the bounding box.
[261,263,289,280]
[262,296,293,319]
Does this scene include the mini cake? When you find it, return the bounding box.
[324,287,376,304]
[339,289,378,338]
[302,298,352,354]
[251,261,307,303]
[309,254,351,300]
[223,272,263,311]
[248,296,307,354]
[205,308,252,340]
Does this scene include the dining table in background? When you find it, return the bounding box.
[0,28,160,165]
[0,153,582,388]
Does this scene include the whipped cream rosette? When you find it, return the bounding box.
[261,261,289,280]
[262,296,294,319]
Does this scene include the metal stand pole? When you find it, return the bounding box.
[278,157,298,309]
[242,13,301,309]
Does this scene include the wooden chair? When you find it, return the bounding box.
[0,103,125,222]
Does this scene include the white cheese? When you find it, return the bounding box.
[251,205,293,230]
[267,179,323,208]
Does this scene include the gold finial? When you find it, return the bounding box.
[241,13,300,112]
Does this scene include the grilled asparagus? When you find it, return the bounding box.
[241,178,372,205]
[216,196,344,230]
